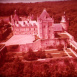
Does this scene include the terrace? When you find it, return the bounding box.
[1,35,35,46]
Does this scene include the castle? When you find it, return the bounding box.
[6,9,77,53]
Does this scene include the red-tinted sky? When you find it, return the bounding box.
[0,0,66,3]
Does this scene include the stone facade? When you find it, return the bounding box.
[8,9,74,52]
[37,9,54,39]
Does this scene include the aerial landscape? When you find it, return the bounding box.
[0,0,77,77]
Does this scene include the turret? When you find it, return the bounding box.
[10,15,15,25]
[37,9,54,39]
[14,10,16,14]
[13,10,19,22]
[60,12,69,31]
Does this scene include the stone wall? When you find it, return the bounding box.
[40,39,65,49]
[19,39,41,52]
[6,38,66,52]
[18,38,66,52]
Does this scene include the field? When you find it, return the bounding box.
[0,50,77,77]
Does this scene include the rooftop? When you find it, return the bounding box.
[15,21,38,27]
[53,23,63,32]
[1,35,35,46]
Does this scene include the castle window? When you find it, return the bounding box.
[43,25,45,28]
[48,25,50,27]
[49,30,50,33]
[46,16,47,19]
[17,21,18,24]
[31,28,33,31]
[23,22,25,25]
[26,28,29,31]
[27,20,29,23]
[33,23,36,26]
[29,28,31,31]
[34,28,35,31]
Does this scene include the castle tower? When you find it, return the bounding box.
[48,16,54,39]
[10,15,14,25]
[60,12,69,31]
[37,9,54,39]
[13,10,19,22]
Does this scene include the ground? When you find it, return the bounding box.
[5,48,76,62]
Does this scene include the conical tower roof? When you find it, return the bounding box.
[13,10,19,21]
[61,12,67,22]
[38,9,51,20]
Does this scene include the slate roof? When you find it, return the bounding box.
[38,9,51,20]
[13,14,19,21]
[1,35,35,46]
[53,23,63,32]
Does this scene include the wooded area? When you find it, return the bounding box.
[0,0,77,41]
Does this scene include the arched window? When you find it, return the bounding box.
[43,25,45,28]
[23,22,25,25]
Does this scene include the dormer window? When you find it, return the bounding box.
[46,16,47,19]
[23,22,25,25]
[17,21,18,24]
[43,25,45,28]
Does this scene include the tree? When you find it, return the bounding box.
[57,44,64,51]
[23,62,33,77]
[24,48,37,61]
[35,49,46,58]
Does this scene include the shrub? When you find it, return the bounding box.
[64,58,70,65]
[5,52,15,62]
[57,44,64,51]
[35,49,46,59]
[46,53,53,58]
[24,48,37,61]
[46,45,54,49]
[0,57,24,77]
[23,62,33,77]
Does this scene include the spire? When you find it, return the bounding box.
[64,11,65,15]
[14,10,16,14]
[60,11,69,31]
[61,11,66,22]
[52,16,54,23]
[38,9,50,20]
[43,8,46,12]
[13,10,19,21]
